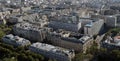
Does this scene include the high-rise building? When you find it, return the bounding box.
[84,19,104,35]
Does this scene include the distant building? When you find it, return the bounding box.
[2,34,31,46]
[78,8,95,18]
[22,13,48,26]
[7,13,48,25]
[47,30,93,53]
[7,14,23,24]
[0,9,11,20]
[29,42,75,61]
[116,14,120,27]
[105,15,117,27]
[10,8,20,13]
[13,23,51,42]
[103,36,120,50]
[105,15,120,28]
[20,6,32,13]
[99,9,119,15]
[10,13,38,22]
[48,15,81,32]
[91,14,105,19]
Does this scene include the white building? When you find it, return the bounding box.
[48,15,81,32]
[47,30,93,53]
[13,22,51,42]
[2,34,31,46]
[0,9,11,20]
[29,42,75,61]
[84,19,104,36]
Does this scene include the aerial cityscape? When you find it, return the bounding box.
[0,0,120,61]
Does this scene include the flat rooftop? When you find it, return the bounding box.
[50,15,79,24]
[49,30,92,44]
[14,22,51,32]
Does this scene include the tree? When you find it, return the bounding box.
[0,30,5,39]
[17,53,28,61]
[28,55,34,61]
[86,41,99,55]
[2,57,17,61]
[73,53,84,61]
[48,58,57,61]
